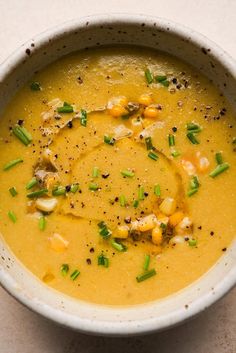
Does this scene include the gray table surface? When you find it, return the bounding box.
[0,1,235,352]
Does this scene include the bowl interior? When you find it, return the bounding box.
[0,14,235,336]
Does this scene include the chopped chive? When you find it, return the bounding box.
[70,183,79,193]
[160,80,169,87]
[92,166,100,178]
[111,239,127,252]
[39,215,46,231]
[171,150,181,157]
[80,109,87,126]
[98,254,109,267]
[57,102,74,113]
[143,254,150,271]
[148,151,159,161]
[187,188,198,197]
[9,187,18,197]
[3,158,23,171]
[168,134,175,147]
[52,186,66,196]
[232,137,236,144]
[26,177,37,190]
[136,268,156,283]
[138,186,145,200]
[89,183,99,191]
[160,222,167,230]
[187,132,199,144]
[133,199,139,208]
[187,122,202,132]
[30,81,41,91]
[145,137,153,150]
[155,75,167,82]
[70,269,80,281]
[209,162,230,178]
[145,68,153,84]
[98,221,112,239]
[190,176,200,189]
[154,184,161,197]
[12,125,32,146]
[27,189,48,198]
[104,135,115,145]
[121,169,135,178]
[215,152,223,165]
[119,195,127,207]
[8,210,17,223]
[61,264,69,276]
[189,239,197,247]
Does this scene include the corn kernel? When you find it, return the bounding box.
[144,106,159,119]
[138,214,157,232]
[109,104,127,118]
[169,211,185,227]
[159,197,176,216]
[117,225,129,239]
[152,226,163,245]
[138,94,153,106]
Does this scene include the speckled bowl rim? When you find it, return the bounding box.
[0,14,235,336]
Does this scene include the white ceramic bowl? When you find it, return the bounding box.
[0,14,235,336]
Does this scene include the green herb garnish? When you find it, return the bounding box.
[61,264,69,276]
[3,158,23,171]
[188,239,197,247]
[187,188,198,197]
[27,189,48,198]
[98,221,112,239]
[119,195,127,207]
[92,167,100,178]
[98,254,109,268]
[186,132,199,145]
[121,169,134,178]
[9,187,18,197]
[187,122,202,133]
[52,186,66,196]
[138,185,145,200]
[8,210,17,223]
[89,183,99,191]
[190,176,200,189]
[12,125,32,146]
[145,69,153,84]
[80,109,87,126]
[215,152,223,165]
[70,183,79,193]
[155,75,167,82]
[148,151,158,161]
[133,199,139,208]
[168,134,175,147]
[209,163,230,178]
[30,81,41,91]
[154,184,161,197]
[171,150,181,158]
[111,239,127,252]
[143,254,150,271]
[26,177,37,190]
[39,216,46,231]
[136,268,156,283]
[70,269,80,281]
[104,135,115,145]
[57,102,74,113]
[145,137,153,150]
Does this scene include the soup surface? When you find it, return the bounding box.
[0,47,235,306]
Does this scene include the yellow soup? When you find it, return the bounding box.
[0,47,235,306]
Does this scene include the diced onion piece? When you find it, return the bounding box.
[113,124,133,140]
[49,233,69,252]
[36,198,58,213]
[169,211,185,227]
[169,235,185,245]
[159,197,176,216]
[181,159,196,176]
[175,217,192,235]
